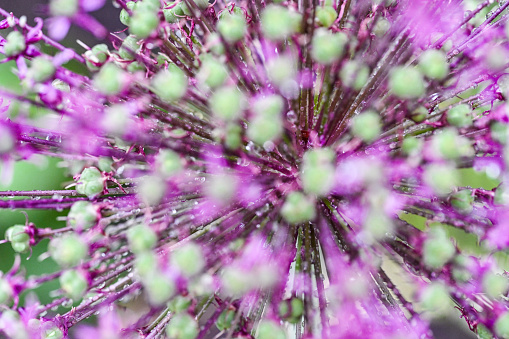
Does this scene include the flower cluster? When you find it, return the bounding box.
[1,0,509,338]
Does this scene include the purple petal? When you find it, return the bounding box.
[46,17,71,41]
[80,0,106,12]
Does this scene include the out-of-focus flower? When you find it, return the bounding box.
[1,0,509,338]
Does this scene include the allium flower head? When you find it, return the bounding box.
[1,0,509,338]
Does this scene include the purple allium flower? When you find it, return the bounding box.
[1,0,509,338]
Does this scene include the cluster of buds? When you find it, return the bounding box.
[1,0,509,338]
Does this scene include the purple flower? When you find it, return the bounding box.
[1,0,509,338]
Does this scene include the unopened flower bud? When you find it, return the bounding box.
[59,270,88,300]
[127,224,157,254]
[85,44,109,71]
[351,110,381,143]
[152,64,189,102]
[389,66,425,99]
[280,191,316,224]
[217,11,247,43]
[447,104,472,128]
[260,5,301,41]
[210,86,246,120]
[316,6,337,27]
[419,49,449,80]
[49,234,88,267]
[76,167,104,198]
[423,227,455,269]
[311,29,347,64]
[257,320,287,339]
[5,225,30,253]
[171,242,205,277]
[4,31,26,57]
[166,313,199,339]
[67,201,98,231]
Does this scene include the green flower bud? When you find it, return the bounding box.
[311,29,347,64]
[447,104,472,128]
[423,163,458,196]
[0,278,12,305]
[373,17,390,37]
[129,7,159,38]
[127,224,157,254]
[410,105,428,122]
[135,251,158,279]
[279,297,303,323]
[261,5,301,40]
[168,295,192,313]
[59,270,88,300]
[363,211,393,241]
[476,324,494,339]
[389,66,425,99]
[247,115,283,145]
[5,225,30,253]
[217,11,247,43]
[216,309,235,331]
[152,64,189,102]
[120,1,138,26]
[491,121,508,144]
[316,6,338,27]
[420,283,450,314]
[431,128,474,159]
[351,110,382,143]
[76,167,104,198]
[280,191,316,224]
[207,33,225,55]
[93,63,125,95]
[401,136,423,155]
[98,157,114,172]
[253,95,284,117]
[67,201,98,231]
[300,148,335,196]
[266,55,297,88]
[155,149,182,177]
[28,57,55,83]
[423,227,455,269]
[495,312,509,339]
[49,0,78,17]
[85,44,109,71]
[166,313,199,339]
[49,234,88,267]
[224,123,242,150]
[450,189,474,214]
[256,320,287,339]
[43,327,64,339]
[171,242,205,277]
[138,175,166,205]
[419,49,449,80]
[144,273,175,305]
[482,272,508,299]
[119,35,139,61]
[163,6,179,24]
[197,57,228,89]
[210,86,245,120]
[4,31,26,57]
[221,266,251,295]
[340,60,370,90]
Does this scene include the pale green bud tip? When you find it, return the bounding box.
[401,136,422,155]
[482,272,509,299]
[152,65,189,102]
[168,295,192,313]
[261,5,301,40]
[496,312,509,339]
[127,224,157,253]
[5,225,30,253]
[281,191,316,224]
[316,6,338,27]
[279,297,304,323]
[119,35,139,60]
[253,95,284,117]
[59,270,88,300]
[94,63,125,95]
[301,148,335,196]
[311,29,347,64]
[257,320,287,339]
[43,327,64,339]
[447,104,472,128]
[420,283,450,313]
[217,11,247,43]
[49,0,78,17]
[389,67,425,99]
[351,110,382,143]
[419,49,449,80]
[424,164,458,196]
[144,273,175,305]
[340,60,370,91]
[432,128,474,160]
[171,242,205,277]
[134,251,158,277]
[210,86,245,120]
[68,201,98,230]
[0,279,13,305]
[76,167,104,198]
[450,189,474,214]
[198,57,228,89]
[4,31,26,57]
[155,149,182,177]
[50,234,88,267]
[129,7,159,38]
[247,115,283,145]
[423,227,455,269]
[166,314,199,339]
[216,309,236,330]
[29,57,56,83]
